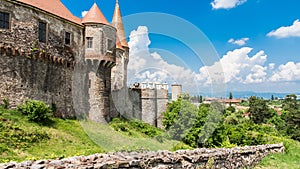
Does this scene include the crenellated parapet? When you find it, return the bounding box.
[0,44,75,68]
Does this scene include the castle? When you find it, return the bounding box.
[0,0,170,127]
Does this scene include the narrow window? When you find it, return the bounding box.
[38,21,47,43]
[87,37,93,48]
[0,12,10,29]
[65,32,71,45]
[107,39,113,51]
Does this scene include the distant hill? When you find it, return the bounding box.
[190,91,300,100]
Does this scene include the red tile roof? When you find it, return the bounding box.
[81,3,109,25]
[116,36,123,50]
[16,0,82,25]
[112,1,128,47]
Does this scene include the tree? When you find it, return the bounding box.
[271,94,274,101]
[162,98,198,140]
[229,92,233,100]
[283,94,300,141]
[248,96,274,124]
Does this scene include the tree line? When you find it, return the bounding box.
[162,94,300,148]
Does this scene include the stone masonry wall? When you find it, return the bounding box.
[1,143,284,169]
[125,87,168,127]
[141,88,168,127]
[0,0,84,117]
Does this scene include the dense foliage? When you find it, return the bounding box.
[162,94,300,148]
[17,99,53,123]
[248,96,274,124]
[282,94,300,141]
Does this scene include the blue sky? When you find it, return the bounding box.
[61,0,300,94]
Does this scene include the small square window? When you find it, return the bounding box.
[65,32,71,45]
[0,12,10,29]
[38,21,47,43]
[87,37,93,48]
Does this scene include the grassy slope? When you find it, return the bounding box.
[1,108,299,168]
[80,120,178,152]
[0,108,178,163]
[256,138,300,169]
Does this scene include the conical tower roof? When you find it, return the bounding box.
[112,0,128,48]
[82,3,109,24]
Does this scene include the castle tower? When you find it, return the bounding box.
[172,84,182,101]
[110,0,130,117]
[82,3,117,123]
[111,0,129,91]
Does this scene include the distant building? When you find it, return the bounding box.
[203,97,245,107]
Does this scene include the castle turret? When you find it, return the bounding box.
[82,3,117,123]
[112,0,129,49]
[111,0,129,90]
[110,0,130,118]
[172,84,182,101]
[82,3,116,63]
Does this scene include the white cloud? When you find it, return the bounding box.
[127,26,300,93]
[197,47,268,84]
[127,26,197,88]
[269,62,300,82]
[228,38,249,46]
[269,63,275,70]
[211,0,247,9]
[81,11,88,17]
[267,19,300,38]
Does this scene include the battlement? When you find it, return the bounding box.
[132,82,169,90]
[0,44,75,68]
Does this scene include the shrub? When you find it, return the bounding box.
[17,100,53,123]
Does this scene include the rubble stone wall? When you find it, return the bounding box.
[0,0,83,117]
[1,143,284,169]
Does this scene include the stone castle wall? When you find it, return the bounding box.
[1,143,284,169]
[141,88,168,127]
[125,86,168,127]
[0,0,167,125]
[0,0,83,117]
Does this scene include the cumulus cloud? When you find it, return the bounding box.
[197,47,268,84]
[267,19,300,38]
[81,11,88,17]
[269,62,300,82]
[127,26,196,88]
[228,38,249,46]
[211,0,247,9]
[127,26,300,93]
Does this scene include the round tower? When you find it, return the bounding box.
[82,3,117,123]
[111,0,129,91]
[171,84,182,101]
[110,0,130,119]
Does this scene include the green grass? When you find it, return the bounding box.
[0,108,178,163]
[256,136,300,169]
[1,107,299,168]
[80,119,179,152]
[0,108,103,162]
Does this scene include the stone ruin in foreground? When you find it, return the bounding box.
[1,143,284,169]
